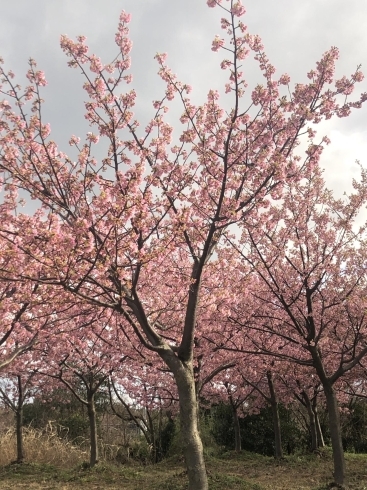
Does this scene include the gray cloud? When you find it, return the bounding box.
[1,0,366,201]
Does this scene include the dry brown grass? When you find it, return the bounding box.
[0,424,86,468]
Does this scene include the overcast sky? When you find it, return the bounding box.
[1,0,367,204]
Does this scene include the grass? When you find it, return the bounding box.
[0,430,367,489]
[0,426,86,468]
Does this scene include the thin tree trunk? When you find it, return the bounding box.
[271,400,283,459]
[15,407,24,463]
[16,375,24,463]
[302,391,317,452]
[229,395,241,452]
[313,403,325,447]
[323,383,345,486]
[172,359,208,490]
[267,371,283,459]
[87,393,98,467]
[157,406,163,463]
[310,347,345,485]
[147,407,158,463]
[233,406,242,452]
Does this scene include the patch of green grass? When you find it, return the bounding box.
[209,472,264,489]
[0,462,58,478]
[0,450,366,489]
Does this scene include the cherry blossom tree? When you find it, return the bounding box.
[34,312,124,468]
[108,363,177,463]
[225,165,367,485]
[199,362,257,453]
[228,359,288,459]
[0,0,366,487]
[278,364,325,452]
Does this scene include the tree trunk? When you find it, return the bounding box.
[270,401,283,459]
[323,383,345,486]
[147,408,158,463]
[267,371,283,459]
[156,406,163,463]
[310,347,345,485]
[313,403,325,447]
[229,396,241,452]
[87,393,98,467]
[302,392,317,452]
[15,407,24,463]
[171,359,208,490]
[233,406,242,452]
[15,375,24,463]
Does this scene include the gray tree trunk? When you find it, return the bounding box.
[309,347,345,485]
[323,383,345,486]
[229,397,241,452]
[15,407,24,463]
[267,371,283,459]
[313,403,325,447]
[168,356,208,490]
[87,393,98,468]
[302,392,317,452]
[16,375,24,463]
[233,406,242,453]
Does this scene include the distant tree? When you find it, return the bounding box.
[225,166,367,485]
[0,358,40,463]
